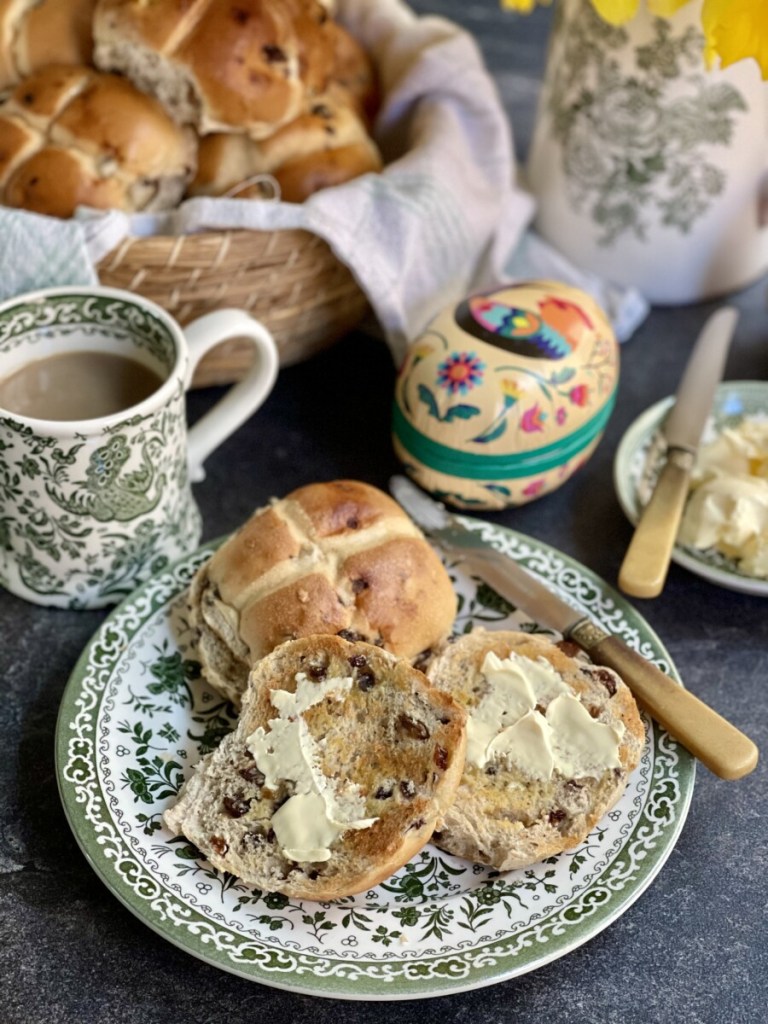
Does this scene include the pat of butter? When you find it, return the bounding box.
[271,792,339,863]
[247,673,377,862]
[466,650,569,769]
[466,652,624,779]
[678,419,768,577]
[483,650,572,704]
[547,694,623,777]
[487,709,555,780]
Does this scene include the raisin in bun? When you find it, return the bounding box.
[188,84,382,202]
[0,64,197,217]
[189,480,457,707]
[0,0,96,92]
[93,0,336,138]
[163,635,467,899]
[425,630,645,871]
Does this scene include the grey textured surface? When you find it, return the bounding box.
[1,3,767,1022]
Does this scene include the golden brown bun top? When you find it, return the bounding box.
[0,64,196,217]
[288,479,401,538]
[211,479,429,593]
[198,479,458,665]
[189,83,382,202]
[0,0,96,91]
[93,0,338,135]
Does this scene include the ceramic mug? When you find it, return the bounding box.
[0,286,278,609]
[526,0,768,304]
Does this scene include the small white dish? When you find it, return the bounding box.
[614,380,768,597]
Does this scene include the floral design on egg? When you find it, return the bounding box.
[436,352,485,394]
[454,291,593,360]
[392,282,620,510]
[410,352,486,425]
[521,405,547,433]
[523,479,546,497]
[569,384,590,406]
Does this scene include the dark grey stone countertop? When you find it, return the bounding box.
[1,4,766,1022]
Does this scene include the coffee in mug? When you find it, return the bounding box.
[0,286,279,609]
[0,351,164,420]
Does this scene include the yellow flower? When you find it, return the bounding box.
[590,0,639,25]
[501,0,768,80]
[648,0,691,14]
[590,0,688,23]
[410,343,434,360]
[500,0,550,11]
[702,0,768,78]
[500,378,524,403]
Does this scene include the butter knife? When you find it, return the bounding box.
[390,474,758,781]
[618,307,739,599]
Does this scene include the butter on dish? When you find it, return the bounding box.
[678,417,768,578]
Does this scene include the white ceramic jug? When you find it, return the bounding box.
[526,0,768,304]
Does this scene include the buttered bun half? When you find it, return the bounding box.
[0,64,196,217]
[189,480,458,707]
[426,630,645,871]
[163,634,467,899]
[93,0,337,138]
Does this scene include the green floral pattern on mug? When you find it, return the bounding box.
[543,3,748,244]
[0,292,201,608]
[0,405,200,605]
[0,294,176,371]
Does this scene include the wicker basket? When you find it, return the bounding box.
[96,228,370,387]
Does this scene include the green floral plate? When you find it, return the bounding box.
[614,381,768,597]
[56,522,694,1000]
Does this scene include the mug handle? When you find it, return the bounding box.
[182,309,279,482]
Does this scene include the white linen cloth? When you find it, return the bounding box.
[0,0,648,363]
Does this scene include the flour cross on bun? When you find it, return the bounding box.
[0,0,96,92]
[425,630,645,871]
[188,83,382,203]
[189,480,458,707]
[93,0,338,138]
[0,64,197,217]
[163,634,467,900]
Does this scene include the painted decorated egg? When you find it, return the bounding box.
[392,280,619,510]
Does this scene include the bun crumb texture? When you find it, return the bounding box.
[426,630,645,871]
[163,635,467,900]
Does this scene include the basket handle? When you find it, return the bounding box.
[182,310,279,482]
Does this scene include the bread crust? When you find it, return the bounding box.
[426,630,645,871]
[163,635,467,899]
[189,480,458,706]
[93,0,337,137]
[0,0,96,91]
[188,84,382,202]
[325,20,379,125]
[0,64,197,217]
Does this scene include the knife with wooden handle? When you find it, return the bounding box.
[618,307,739,599]
[390,474,759,781]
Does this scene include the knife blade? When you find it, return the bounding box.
[618,307,739,599]
[390,474,758,781]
